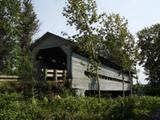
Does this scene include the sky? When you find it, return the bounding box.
[33,0,160,84]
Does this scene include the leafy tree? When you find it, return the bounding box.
[63,0,137,99]
[0,0,20,74]
[0,0,38,97]
[63,0,102,101]
[99,13,138,96]
[0,0,38,79]
[17,0,39,81]
[137,24,160,87]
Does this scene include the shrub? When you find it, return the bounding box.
[0,93,160,120]
[104,96,160,120]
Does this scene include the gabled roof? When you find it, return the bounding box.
[31,32,72,50]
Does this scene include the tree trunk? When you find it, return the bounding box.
[122,70,125,97]
[122,70,125,119]
[96,69,101,102]
[129,71,133,96]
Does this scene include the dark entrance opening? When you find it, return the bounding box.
[36,47,67,81]
[85,90,131,98]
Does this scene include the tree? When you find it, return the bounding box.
[0,0,38,98]
[137,24,160,87]
[63,0,137,99]
[0,0,20,74]
[0,0,38,79]
[17,0,39,81]
[63,0,102,101]
[99,14,138,96]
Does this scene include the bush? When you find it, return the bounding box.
[0,93,160,120]
[0,81,74,99]
[104,96,160,120]
[0,81,22,93]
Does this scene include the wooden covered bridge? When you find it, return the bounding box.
[31,32,133,96]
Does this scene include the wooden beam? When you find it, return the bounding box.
[63,70,66,81]
[44,68,47,80]
[54,69,57,81]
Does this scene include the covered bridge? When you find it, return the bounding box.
[31,32,133,96]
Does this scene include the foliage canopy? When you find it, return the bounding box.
[0,0,38,80]
[137,23,160,87]
[63,0,138,98]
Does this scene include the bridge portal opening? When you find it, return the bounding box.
[36,47,67,81]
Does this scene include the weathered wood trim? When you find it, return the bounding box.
[0,75,18,81]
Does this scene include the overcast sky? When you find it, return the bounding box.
[33,0,160,84]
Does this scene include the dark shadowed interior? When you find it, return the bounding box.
[36,47,67,70]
